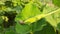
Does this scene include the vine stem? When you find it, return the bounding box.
[24,8,60,24]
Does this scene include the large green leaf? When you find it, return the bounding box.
[33,23,56,34]
[52,0,60,7]
[15,1,41,23]
[43,5,60,27]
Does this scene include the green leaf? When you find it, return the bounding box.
[16,23,31,34]
[33,23,56,34]
[43,5,60,27]
[15,1,41,23]
[24,5,59,24]
[52,0,60,7]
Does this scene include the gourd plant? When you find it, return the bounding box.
[0,0,60,34]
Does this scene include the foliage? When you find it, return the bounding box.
[0,0,60,34]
